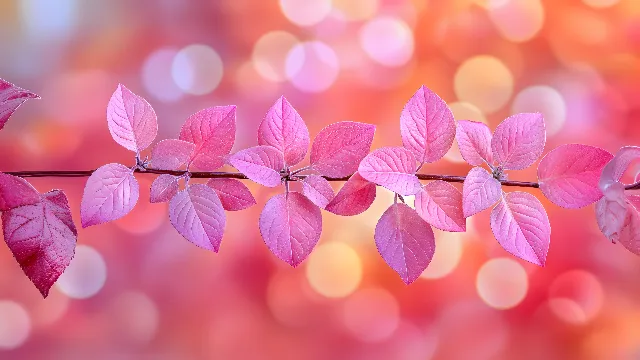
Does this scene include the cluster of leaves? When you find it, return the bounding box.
[0,77,639,298]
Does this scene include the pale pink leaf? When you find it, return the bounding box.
[455,120,493,166]
[400,85,456,164]
[301,175,334,209]
[0,78,39,131]
[462,167,502,217]
[415,180,466,232]
[0,173,40,211]
[490,192,551,266]
[259,192,322,267]
[538,144,613,209]
[258,96,310,166]
[375,203,436,284]
[491,113,546,170]
[358,147,421,196]
[149,174,180,203]
[618,195,640,255]
[227,146,284,187]
[80,163,139,227]
[150,139,196,170]
[179,106,236,170]
[169,184,226,252]
[206,178,256,211]
[599,146,640,190]
[325,172,376,216]
[2,190,77,298]
[106,84,158,152]
[595,182,628,243]
[309,121,376,177]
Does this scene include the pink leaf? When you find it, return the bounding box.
[400,86,456,164]
[80,163,139,227]
[179,106,236,170]
[106,84,158,153]
[538,144,613,209]
[490,192,551,266]
[149,174,180,203]
[618,195,640,255]
[150,139,196,170]
[2,190,77,298]
[599,146,640,190]
[258,96,310,166]
[259,192,322,267]
[595,182,628,243]
[227,146,284,187]
[301,175,334,209]
[169,184,226,252]
[206,178,256,211]
[462,167,502,217]
[415,180,466,232]
[374,203,435,284]
[0,173,40,211]
[491,113,546,170]
[325,172,376,216]
[358,147,421,196]
[0,78,39,131]
[455,120,493,166]
[310,121,376,177]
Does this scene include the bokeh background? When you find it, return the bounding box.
[1,0,640,358]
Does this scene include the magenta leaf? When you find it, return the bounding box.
[325,172,376,216]
[309,121,376,177]
[618,196,640,255]
[599,146,640,190]
[258,96,310,167]
[490,192,551,266]
[491,113,546,170]
[375,203,435,284]
[169,184,226,252]
[149,174,180,203]
[259,192,322,267]
[0,173,40,211]
[80,163,139,227]
[106,84,158,153]
[462,167,502,217]
[206,178,256,211]
[400,86,456,164]
[2,190,77,298]
[0,78,39,131]
[358,147,421,196]
[179,106,236,170]
[538,144,613,209]
[150,139,196,170]
[595,182,628,243]
[415,180,466,232]
[227,146,285,187]
[301,175,334,209]
[455,120,493,166]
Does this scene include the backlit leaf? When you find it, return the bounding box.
[491,113,546,170]
[358,147,421,196]
[227,146,284,187]
[179,106,236,170]
[258,96,309,166]
[0,78,39,131]
[106,84,158,152]
[325,172,376,216]
[462,167,501,218]
[206,178,256,211]
[415,180,466,232]
[310,121,375,177]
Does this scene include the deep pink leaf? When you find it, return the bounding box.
[462,167,502,218]
[80,163,139,227]
[490,192,551,266]
[595,182,628,243]
[106,84,158,153]
[227,146,284,187]
[179,106,236,170]
[599,146,640,190]
[619,195,640,255]
[150,139,196,170]
[259,192,322,267]
[2,190,77,298]
[455,120,493,166]
[301,175,334,209]
[400,86,456,164]
[149,174,180,203]
[206,178,256,211]
[169,184,226,252]
[325,172,376,216]
[0,173,40,211]
[375,203,435,284]
[258,96,310,166]
[358,147,421,196]
[538,144,613,209]
[491,113,546,170]
[310,121,376,177]
[0,78,39,131]
[415,181,466,232]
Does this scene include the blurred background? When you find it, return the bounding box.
[1,0,640,358]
